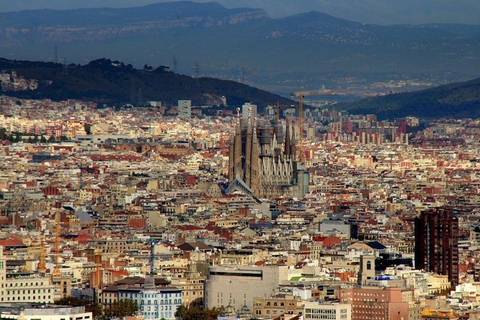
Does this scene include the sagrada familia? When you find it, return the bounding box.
[226,113,308,198]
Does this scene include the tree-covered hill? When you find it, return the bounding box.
[0,58,293,107]
[336,78,480,119]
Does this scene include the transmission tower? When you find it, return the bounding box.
[194,62,200,77]
[173,55,178,73]
[137,87,143,105]
[62,58,68,75]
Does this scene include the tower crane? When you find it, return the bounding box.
[53,212,62,277]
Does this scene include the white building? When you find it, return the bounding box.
[241,103,257,120]
[304,301,351,320]
[118,280,182,320]
[178,100,192,118]
[0,248,55,304]
[0,305,92,320]
[205,265,288,312]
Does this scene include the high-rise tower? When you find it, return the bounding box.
[415,207,459,287]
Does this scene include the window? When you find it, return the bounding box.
[366,261,372,270]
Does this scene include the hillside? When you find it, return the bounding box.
[336,78,480,119]
[1,1,480,89]
[0,58,294,107]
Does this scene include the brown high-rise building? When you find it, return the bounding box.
[227,116,307,198]
[415,207,459,287]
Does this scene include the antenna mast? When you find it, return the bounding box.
[62,58,68,75]
[194,62,200,77]
[173,56,178,73]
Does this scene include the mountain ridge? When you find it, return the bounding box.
[336,77,480,119]
[1,1,480,90]
[2,0,480,25]
[0,57,294,107]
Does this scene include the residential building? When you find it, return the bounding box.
[304,301,351,320]
[339,286,409,320]
[415,207,459,287]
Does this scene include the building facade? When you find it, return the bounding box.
[169,263,205,308]
[227,116,308,198]
[253,296,305,319]
[118,284,182,320]
[0,305,92,320]
[0,249,55,304]
[339,286,409,320]
[304,301,351,320]
[204,265,288,313]
[414,207,459,287]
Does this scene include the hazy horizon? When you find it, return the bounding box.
[1,0,480,25]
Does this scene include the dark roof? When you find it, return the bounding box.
[114,276,169,286]
[177,242,211,252]
[366,241,386,250]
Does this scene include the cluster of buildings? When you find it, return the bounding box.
[0,93,480,320]
[0,71,39,92]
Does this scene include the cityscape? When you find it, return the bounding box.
[1,1,480,320]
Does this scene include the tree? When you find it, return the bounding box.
[104,299,138,319]
[55,296,102,318]
[84,123,92,135]
[175,306,223,320]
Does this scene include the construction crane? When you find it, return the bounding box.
[53,212,62,277]
[275,102,296,125]
[37,236,47,273]
[292,85,333,97]
[147,238,160,276]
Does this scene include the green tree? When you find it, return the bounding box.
[104,299,138,318]
[84,123,92,135]
[55,296,102,318]
[175,306,223,320]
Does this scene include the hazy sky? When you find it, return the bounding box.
[1,0,480,25]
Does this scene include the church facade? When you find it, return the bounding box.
[227,116,308,198]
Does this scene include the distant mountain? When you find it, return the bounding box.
[0,58,293,107]
[336,78,480,119]
[1,1,480,89]
[2,0,480,25]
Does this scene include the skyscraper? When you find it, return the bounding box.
[414,207,459,287]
